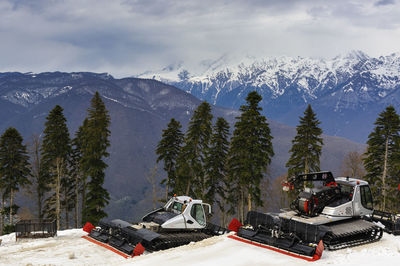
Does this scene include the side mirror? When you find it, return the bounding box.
[202,203,212,215]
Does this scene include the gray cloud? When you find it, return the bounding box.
[0,0,400,77]
[375,0,395,6]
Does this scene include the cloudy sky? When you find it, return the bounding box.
[0,0,400,77]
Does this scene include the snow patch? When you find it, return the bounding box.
[159,89,169,95]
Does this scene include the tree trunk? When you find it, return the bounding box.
[220,201,226,228]
[56,157,63,230]
[165,181,169,202]
[185,180,191,196]
[74,174,79,228]
[81,179,86,226]
[247,193,252,212]
[239,188,245,224]
[32,135,43,223]
[202,173,206,200]
[305,158,309,174]
[304,159,309,189]
[65,187,69,229]
[0,196,4,234]
[382,137,389,211]
[37,186,42,223]
[9,189,14,225]
[165,165,171,201]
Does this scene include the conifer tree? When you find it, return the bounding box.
[286,104,323,178]
[70,132,83,228]
[75,119,89,226]
[363,106,400,211]
[156,118,184,200]
[228,91,274,223]
[205,117,230,224]
[82,92,111,225]
[41,105,71,230]
[0,127,31,226]
[27,134,46,222]
[176,102,213,198]
[61,168,75,229]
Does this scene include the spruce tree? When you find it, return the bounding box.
[176,102,213,198]
[82,92,111,225]
[228,91,274,223]
[156,118,184,200]
[0,127,31,226]
[286,104,323,178]
[75,119,89,226]
[205,117,230,224]
[70,132,84,228]
[41,105,71,230]
[363,105,400,211]
[27,134,46,222]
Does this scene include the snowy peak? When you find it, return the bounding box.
[137,52,400,142]
[137,52,400,108]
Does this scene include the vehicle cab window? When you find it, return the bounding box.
[167,201,184,214]
[340,184,354,201]
[360,185,373,210]
[190,204,206,226]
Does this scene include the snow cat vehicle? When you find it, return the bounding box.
[83,195,228,257]
[228,171,400,261]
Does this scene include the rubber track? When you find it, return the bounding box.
[149,231,212,251]
[323,220,383,250]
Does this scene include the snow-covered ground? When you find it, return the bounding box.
[1,229,400,266]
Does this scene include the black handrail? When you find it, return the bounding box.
[15,219,57,240]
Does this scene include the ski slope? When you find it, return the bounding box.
[1,229,400,266]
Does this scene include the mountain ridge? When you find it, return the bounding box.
[137,51,400,142]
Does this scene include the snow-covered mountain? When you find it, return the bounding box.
[137,51,400,142]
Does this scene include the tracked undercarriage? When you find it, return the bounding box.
[323,219,383,250]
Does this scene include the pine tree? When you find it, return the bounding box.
[227,91,274,223]
[363,106,400,211]
[75,119,89,226]
[205,117,230,225]
[286,104,323,178]
[156,118,184,200]
[27,134,46,222]
[82,92,111,225]
[389,136,400,212]
[176,102,213,198]
[0,127,31,226]
[41,105,71,230]
[70,132,84,228]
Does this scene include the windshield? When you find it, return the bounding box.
[166,201,184,214]
[340,184,354,200]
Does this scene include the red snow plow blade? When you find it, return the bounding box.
[82,235,134,258]
[228,234,323,262]
[228,216,325,262]
[82,221,145,259]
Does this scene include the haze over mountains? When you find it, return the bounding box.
[138,51,400,142]
[0,72,363,220]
